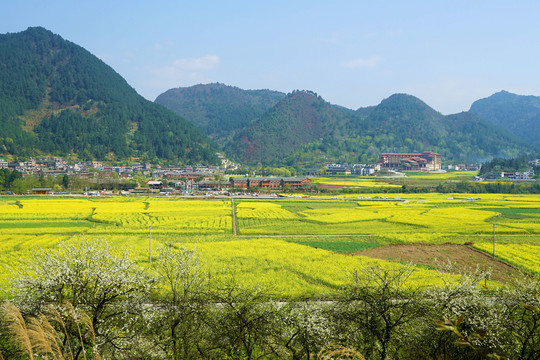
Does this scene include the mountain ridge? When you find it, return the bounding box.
[155,83,285,145]
[469,90,540,149]
[157,85,533,166]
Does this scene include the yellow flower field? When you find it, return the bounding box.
[0,194,538,297]
[404,171,477,179]
[311,176,401,188]
[473,243,540,273]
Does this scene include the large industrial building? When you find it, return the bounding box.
[379,151,442,171]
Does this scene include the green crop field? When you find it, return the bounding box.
[0,193,539,297]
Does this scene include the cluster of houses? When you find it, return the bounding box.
[0,156,312,193]
[379,151,442,171]
[146,177,312,193]
[324,163,379,176]
[3,152,535,195]
[0,157,223,179]
[501,168,535,180]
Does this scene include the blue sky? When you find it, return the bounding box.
[2,0,540,114]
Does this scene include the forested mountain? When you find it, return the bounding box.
[224,90,351,164]
[0,27,218,163]
[353,95,528,163]
[470,90,540,149]
[220,91,532,167]
[155,83,285,145]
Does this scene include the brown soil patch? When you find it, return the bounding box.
[352,243,519,282]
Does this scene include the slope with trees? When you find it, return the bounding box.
[470,90,540,149]
[155,83,285,145]
[224,90,353,165]
[0,27,218,164]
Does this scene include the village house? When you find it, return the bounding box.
[326,163,377,176]
[147,180,164,189]
[230,177,312,190]
[31,188,52,195]
[502,168,535,180]
[379,151,442,171]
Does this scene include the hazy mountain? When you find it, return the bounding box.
[469,90,540,149]
[155,83,285,145]
[0,27,218,163]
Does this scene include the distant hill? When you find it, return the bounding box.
[221,91,532,167]
[0,27,218,163]
[469,90,540,149]
[354,94,528,163]
[155,83,285,145]
[224,91,351,164]
[353,93,449,145]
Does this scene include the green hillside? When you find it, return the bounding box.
[223,91,532,167]
[0,27,218,163]
[155,83,285,145]
[224,90,352,165]
[469,90,540,149]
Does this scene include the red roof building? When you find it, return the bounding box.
[379,151,441,171]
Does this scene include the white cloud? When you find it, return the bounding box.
[342,56,383,69]
[172,55,220,70]
[140,55,220,99]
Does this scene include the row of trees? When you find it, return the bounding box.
[479,156,540,178]
[1,239,539,360]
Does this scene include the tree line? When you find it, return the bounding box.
[1,239,538,360]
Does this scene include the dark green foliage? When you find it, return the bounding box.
[291,241,380,253]
[470,90,540,149]
[479,155,540,176]
[435,181,540,194]
[0,27,218,163]
[155,83,285,145]
[0,169,22,190]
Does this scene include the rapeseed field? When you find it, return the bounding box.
[0,194,538,297]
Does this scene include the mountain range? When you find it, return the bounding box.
[0,27,537,168]
[156,85,536,167]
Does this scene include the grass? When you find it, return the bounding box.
[289,240,381,253]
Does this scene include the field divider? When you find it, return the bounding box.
[232,199,237,236]
[236,234,374,238]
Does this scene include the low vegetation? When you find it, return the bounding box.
[1,240,538,359]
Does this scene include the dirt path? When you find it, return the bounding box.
[352,243,520,282]
[231,199,237,236]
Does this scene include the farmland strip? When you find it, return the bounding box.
[232,198,237,236]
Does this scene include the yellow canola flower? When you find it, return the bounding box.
[473,243,540,274]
